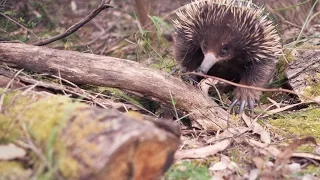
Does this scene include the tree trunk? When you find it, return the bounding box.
[134,0,151,26]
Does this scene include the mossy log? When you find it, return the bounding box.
[0,43,230,131]
[0,89,180,179]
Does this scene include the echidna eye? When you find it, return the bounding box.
[220,48,228,57]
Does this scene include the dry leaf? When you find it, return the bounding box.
[242,113,271,143]
[248,169,260,180]
[247,139,280,157]
[275,137,317,166]
[316,145,320,155]
[267,97,280,108]
[175,128,248,160]
[302,174,317,180]
[252,157,265,170]
[209,155,240,179]
[174,139,231,160]
[0,144,26,160]
[211,175,224,180]
[210,162,227,171]
[197,78,219,95]
[287,163,301,173]
[292,152,320,161]
[70,1,77,12]
[206,127,249,144]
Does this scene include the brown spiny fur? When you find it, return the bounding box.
[173,0,282,102]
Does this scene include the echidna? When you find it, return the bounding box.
[173,0,282,112]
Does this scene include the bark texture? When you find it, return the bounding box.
[285,50,320,100]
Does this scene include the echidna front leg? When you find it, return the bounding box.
[230,61,276,114]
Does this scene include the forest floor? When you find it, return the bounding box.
[1,0,320,179]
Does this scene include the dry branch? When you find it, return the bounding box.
[0,42,230,131]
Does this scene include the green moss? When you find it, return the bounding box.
[0,161,31,180]
[297,165,320,176]
[304,74,320,98]
[0,90,84,142]
[58,156,79,178]
[105,87,145,107]
[227,146,242,163]
[272,49,295,87]
[270,107,320,152]
[0,89,108,179]
[165,160,211,180]
[285,164,320,179]
[149,57,177,73]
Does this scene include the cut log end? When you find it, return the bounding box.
[97,138,178,180]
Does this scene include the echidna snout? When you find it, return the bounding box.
[196,53,217,74]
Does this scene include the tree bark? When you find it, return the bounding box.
[285,50,320,100]
[134,0,151,26]
[0,88,180,179]
[0,43,230,131]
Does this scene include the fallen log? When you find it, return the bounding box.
[0,43,230,131]
[0,87,180,179]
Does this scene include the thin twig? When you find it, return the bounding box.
[21,82,40,95]
[0,12,39,39]
[184,72,320,105]
[0,69,24,112]
[33,0,113,46]
[57,69,67,95]
[169,90,179,120]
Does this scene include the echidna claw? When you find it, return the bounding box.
[248,100,255,110]
[229,99,255,115]
[189,74,198,86]
[182,73,198,86]
[239,100,246,114]
[228,98,238,113]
